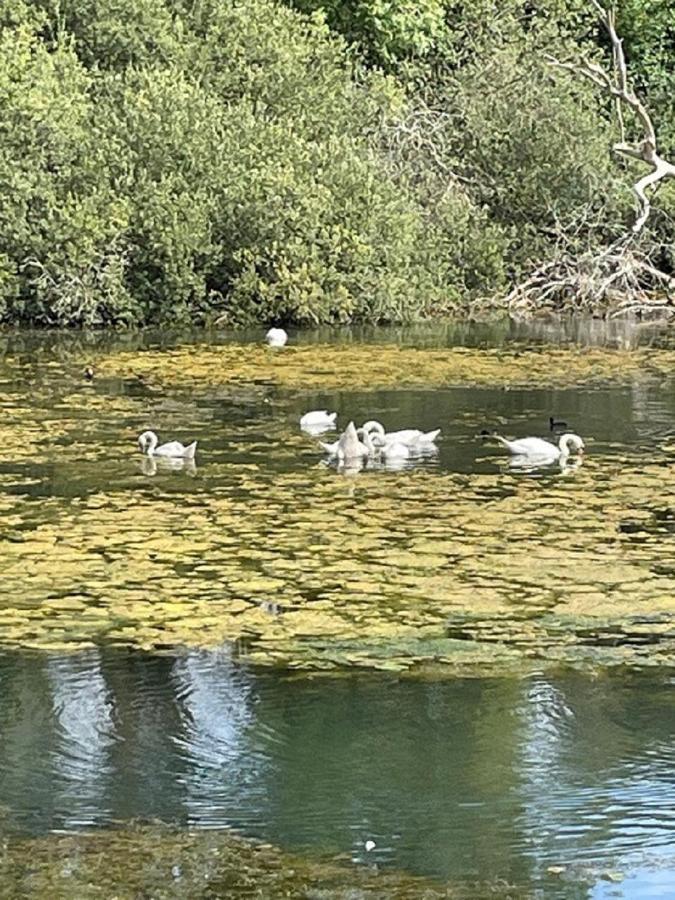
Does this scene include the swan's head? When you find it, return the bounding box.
[138,430,157,453]
[362,420,387,447]
[559,433,584,455]
[362,420,385,437]
[357,426,380,454]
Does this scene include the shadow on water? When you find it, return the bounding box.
[1,648,675,897]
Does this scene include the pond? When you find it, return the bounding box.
[1,649,675,897]
[0,320,674,897]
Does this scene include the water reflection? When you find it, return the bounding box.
[140,456,197,477]
[1,649,675,895]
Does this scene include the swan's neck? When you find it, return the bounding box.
[363,420,385,438]
[146,432,158,456]
[557,434,575,456]
[357,428,376,454]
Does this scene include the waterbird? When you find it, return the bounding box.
[549,416,569,433]
[265,327,288,347]
[362,420,440,448]
[321,421,370,461]
[487,431,585,463]
[83,366,94,381]
[138,430,197,459]
[300,410,337,431]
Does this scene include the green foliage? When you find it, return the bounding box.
[0,0,672,326]
[288,0,448,69]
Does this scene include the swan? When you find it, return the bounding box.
[380,440,410,460]
[489,432,584,462]
[362,420,440,448]
[138,430,197,460]
[300,410,337,431]
[265,328,288,347]
[321,421,369,461]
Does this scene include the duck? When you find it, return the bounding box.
[362,420,440,448]
[138,430,197,460]
[487,431,585,463]
[265,328,288,348]
[549,416,569,433]
[300,410,337,431]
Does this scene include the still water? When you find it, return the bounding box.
[0,323,675,896]
[1,649,675,897]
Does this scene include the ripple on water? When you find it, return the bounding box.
[2,650,675,893]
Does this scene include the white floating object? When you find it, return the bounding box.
[362,420,440,448]
[300,410,337,430]
[493,432,585,463]
[265,327,288,347]
[138,430,197,460]
[365,840,376,852]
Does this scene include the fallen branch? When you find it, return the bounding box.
[506,241,675,318]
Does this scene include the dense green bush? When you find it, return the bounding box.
[0,0,672,326]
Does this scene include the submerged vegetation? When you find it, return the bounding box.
[0,823,521,898]
[0,0,673,326]
[0,339,674,673]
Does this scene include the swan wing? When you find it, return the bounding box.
[155,440,189,458]
[387,429,422,445]
[503,436,558,457]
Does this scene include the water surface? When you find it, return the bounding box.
[1,648,675,898]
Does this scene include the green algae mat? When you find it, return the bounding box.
[96,341,675,390]
[0,338,674,673]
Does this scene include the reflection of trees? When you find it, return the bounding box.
[1,650,674,885]
[515,674,675,875]
[169,649,265,827]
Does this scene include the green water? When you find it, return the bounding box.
[0,322,674,897]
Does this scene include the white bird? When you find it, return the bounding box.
[362,420,440,448]
[265,328,288,347]
[491,432,585,463]
[381,440,410,460]
[321,421,369,461]
[300,410,337,431]
[138,430,197,459]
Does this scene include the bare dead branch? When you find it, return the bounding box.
[549,2,675,233]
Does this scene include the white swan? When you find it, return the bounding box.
[362,420,440,448]
[491,432,585,463]
[381,441,410,459]
[138,430,197,460]
[265,328,288,347]
[300,410,337,431]
[321,421,369,461]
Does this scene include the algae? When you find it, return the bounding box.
[0,341,674,673]
[0,823,521,899]
[95,342,675,391]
